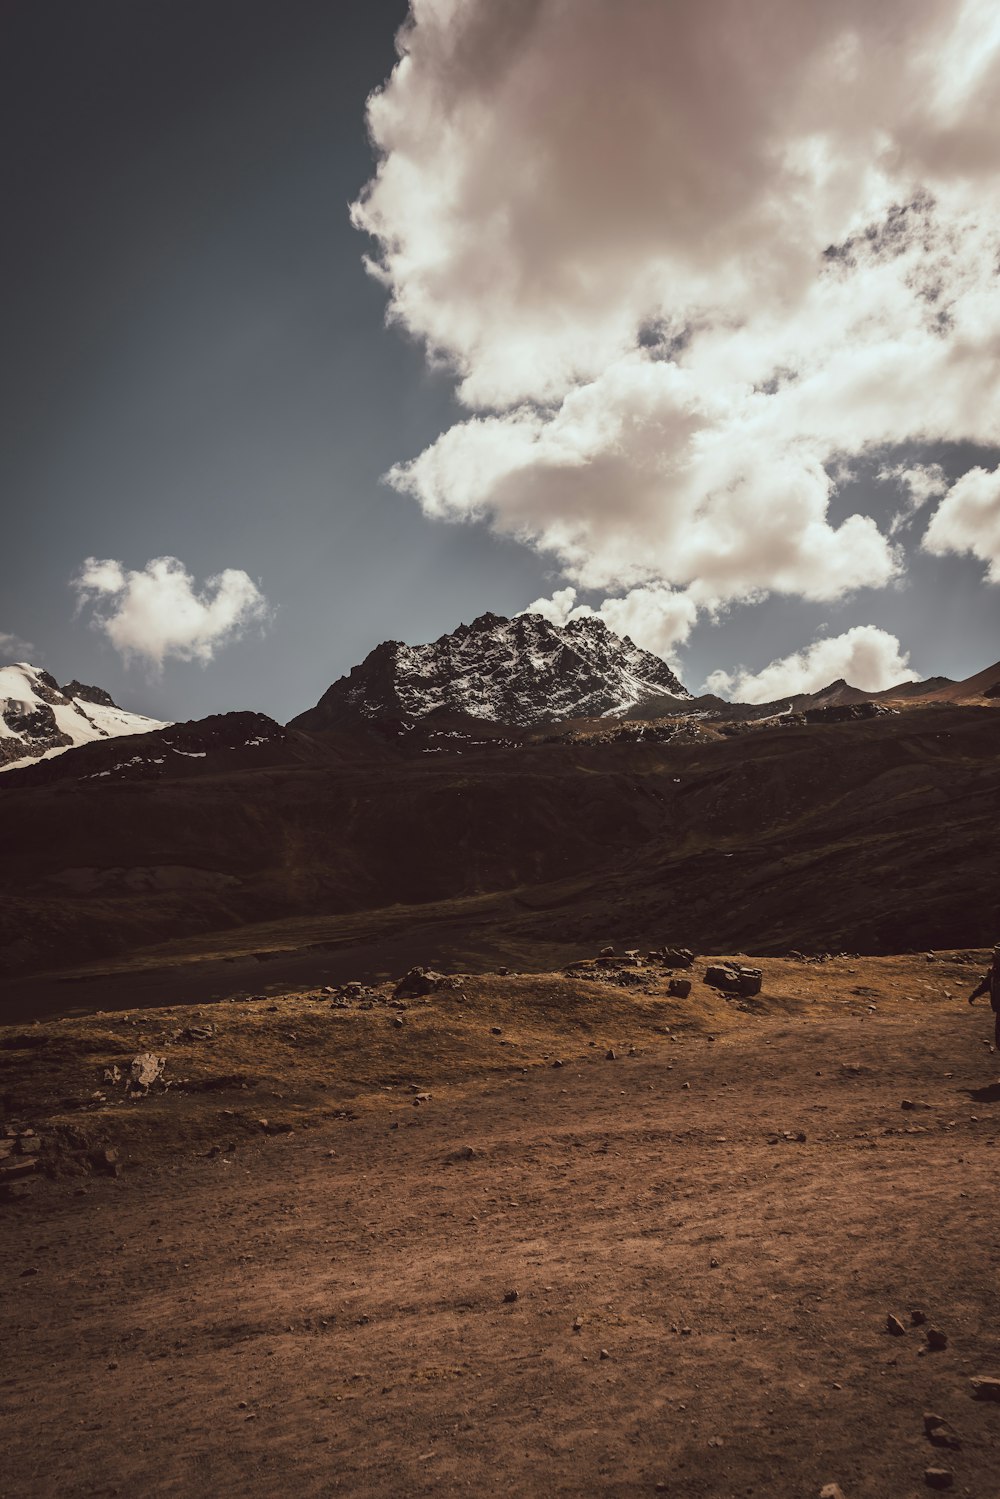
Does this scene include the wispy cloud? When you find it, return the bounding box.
[72,556,270,668]
[0,630,34,660]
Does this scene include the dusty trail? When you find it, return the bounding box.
[3,1002,1000,1498]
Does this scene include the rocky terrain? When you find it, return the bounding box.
[2,948,1000,1497]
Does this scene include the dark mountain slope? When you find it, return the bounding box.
[1,703,997,986]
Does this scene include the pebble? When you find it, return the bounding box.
[924,1468,953,1490]
[886,1313,907,1336]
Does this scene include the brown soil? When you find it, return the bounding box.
[2,953,1000,1497]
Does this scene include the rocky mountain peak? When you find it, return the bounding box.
[291,611,691,732]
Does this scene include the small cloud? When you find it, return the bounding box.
[922,464,1000,582]
[706,625,918,703]
[521,584,698,661]
[0,630,35,660]
[520,586,580,626]
[72,555,271,668]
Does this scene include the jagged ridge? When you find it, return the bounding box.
[292,611,691,730]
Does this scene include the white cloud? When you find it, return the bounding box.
[522,583,698,660]
[357,0,1000,639]
[73,556,270,668]
[521,586,579,627]
[922,464,1000,581]
[705,625,919,703]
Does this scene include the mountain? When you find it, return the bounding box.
[0,662,168,771]
[892,659,1000,703]
[291,611,692,731]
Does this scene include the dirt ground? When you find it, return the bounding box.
[2,953,1000,1498]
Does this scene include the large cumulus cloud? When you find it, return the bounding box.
[354,0,1000,661]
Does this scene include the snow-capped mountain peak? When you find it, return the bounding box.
[0,662,169,771]
[291,611,691,731]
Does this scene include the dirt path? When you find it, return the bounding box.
[3,1003,1000,1498]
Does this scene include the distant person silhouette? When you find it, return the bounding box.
[968,946,1000,1051]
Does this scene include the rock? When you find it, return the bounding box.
[599,1348,610,1360]
[394,967,460,999]
[662,947,694,968]
[127,1052,164,1095]
[923,1413,960,1449]
[552,1059,564,1069]
[599,946,615,958]
[901,1099,934,1111]
[969,1375,1000,1401]
[703,962,762,997]
[605,1048,617,1060]
[911,1308,928,1326]
[90,1148,120,1177]
[490,1026,502,1035]
[0,1158,38,1179]
[572,1316,584,1332]
[819,1486,846,1499]
[450,1146,477,1161]
[391,1016,404,1029]
[924,1468,953,1489]
[926,1328,948,1350]
[886,1313,907,1336]
[667,978,692,998]
[15,1135,42,1156]
[503,1290,519,1303]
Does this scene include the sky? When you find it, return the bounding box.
[1,0,997,721]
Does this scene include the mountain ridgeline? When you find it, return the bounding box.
[290,612,691,731]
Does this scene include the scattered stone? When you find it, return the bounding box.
[661,947,695,969]
[819,1486,846,1499]
[394,967,461,999]
[90,1148,120,1177]
[391,1016,404,1029]
[598,946,615,958]
[703,962,762,997]
[599,1348,610,1360]
[923,1413,960,1449]
[901,1099,933,1111]
[572,1316,584,1332]
[667,978,692,998]
[605,1048,617,1060]
[552,1060,564,1069]
[710,1257,720,1269]
[886,1314,906,1336]
[490,1026,502,1036]
[503,1290,519,1303]
[450,1145,477,1161]
[969,1375,1000,1401]
[911,1308,928,1326]
[127,1052,164,1096]
[924,1468,953,1489]
[0,1158,37,1179]
[926,1328,948,1351]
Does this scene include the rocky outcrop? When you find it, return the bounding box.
[291,611,691,731]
